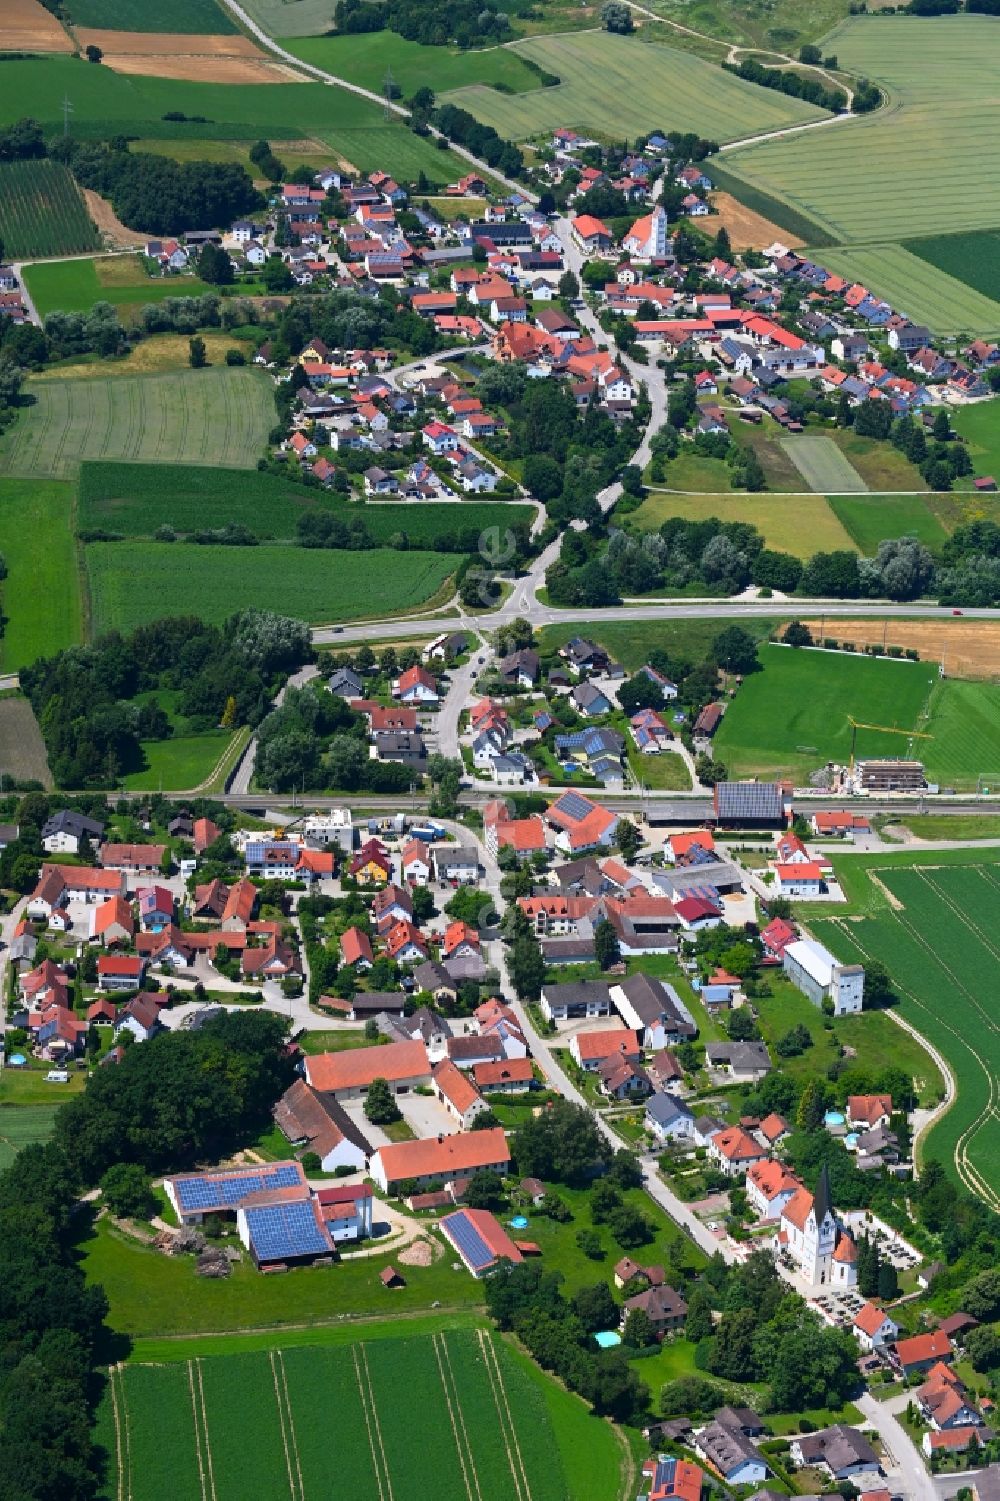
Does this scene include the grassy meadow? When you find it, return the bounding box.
[24,256,213,320]
[630,492,856,558]
[285,31,544,95]
[780,435,868,494]
[828,494,951,555]
[0,477,82,669]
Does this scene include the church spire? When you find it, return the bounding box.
[815,1161,833,1225]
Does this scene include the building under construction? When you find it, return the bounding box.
[858,759,926,792]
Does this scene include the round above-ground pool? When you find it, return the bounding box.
[510,1215,530,1230]
[845,1132,860,1149]
[8,1053,26,1066]
[594,1331,622,1349]
[824,1110,846,1128]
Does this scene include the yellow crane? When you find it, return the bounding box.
[847,716,932,774]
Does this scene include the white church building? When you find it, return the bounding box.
[622,205,669,263]
[778,1163,858,1289]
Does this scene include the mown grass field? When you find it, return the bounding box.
[724,17,1000,244]
[65,0,236,29]
[78,460,533,542]
[0,477,81,669]
[0,368,273,479]
[906,230,1000,305]
[816,243,1000,337]
[85,543,456,630]
[285,31,544,95]
[539,616,781,673]
[814,850,1000,1207]
[442,31,824,143]
[951,402,1000,487]
[922,678,1000,788]
[0,158,99,258]
[780,435,868,494]
[828,494,951,555]
[24,256,213,320]
[712,642,938,781]
[828,429,927,491]
[96,1329,622,1501]
[630,491,856,558]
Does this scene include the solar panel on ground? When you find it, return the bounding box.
[245,1201,330,1262]
[442,1210,493,1272]
[553,790,593,822]
[175,1163,300,1213]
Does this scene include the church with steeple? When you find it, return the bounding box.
[777,1163,858,1288]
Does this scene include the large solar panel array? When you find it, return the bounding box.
[245,1200,331,1263]
[715,781,783,821]
[552,790,593,822]
[174,1163,300,1213]
[442,1211,494,1273]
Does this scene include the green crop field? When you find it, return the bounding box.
[816,244,1000,337]
[951,402,1000,486]
[712,642,938,781]
[0,478,82,669]
[96,1329,622,1501]
[238,0,350,35]
[922,678,1000,789]
[312,124,470,183]
[0,159,99,259]
[78,460,533,542]
[780,435,868,494]
[24,256,213,320]
[442,31,824,143]
[815,852,1000,1207]
[629,492,856,558]
[724,17,1000,244]
[829,494,951,555]
[86,542,456,630]
[0,1103,64,1172]
[285,32,544,95]
[697,158,836,248]
[65,0,236,29]
[0,368,273,480]
[906,230,1000,305]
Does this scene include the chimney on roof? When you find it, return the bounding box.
[438,1134,443,1143]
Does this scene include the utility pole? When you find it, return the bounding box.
[383,65,394,121]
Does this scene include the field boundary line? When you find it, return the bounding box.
[110,1366,127,1501]
[351,1345,390,1501]
[477,1330,529,1501]
[275,1351,306,1501]
[358,1345,396,1501]
[195,1359,219,1501]
[186,1360,210,1501]
[268,1349,301,1501]
[432,1333,482,1501]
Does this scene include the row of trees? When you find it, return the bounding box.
[724,57,848,113]
[337,0,513,46]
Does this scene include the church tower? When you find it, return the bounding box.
[803,1162,839,1284]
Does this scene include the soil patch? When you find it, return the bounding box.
[0,0,74,51]
[99,53,304,82]
[398,1237,441,1267]
[708,190,803,250]
[73,27,263,54]
[82,191,144,249]
[803,618,1000,679]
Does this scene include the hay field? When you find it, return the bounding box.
[442,31,825,143]
[723,17,1000,243]
[630,491,855,558]
[0,368,273,479]
[818,243,1000,337]
[74,29,305,84]
[801,619,1000,679]
[780,435,868,493]
[0,696,52,785]
[0,0,72,51]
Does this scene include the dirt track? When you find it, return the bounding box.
[803,618,1000,678]
[81,190,143,249]
[0,0,74,51]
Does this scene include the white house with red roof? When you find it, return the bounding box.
[422,421,459,454]
[746,1158,801,1220]
[853,1302,899,1352]
[393,665,438,703]
[571,214,614,254]
[775,861,825,897]
[707,1126,767,1178]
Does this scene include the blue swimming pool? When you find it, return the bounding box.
[594,1331,622,1349]
[510,1215,530,1230]
[825,1110,846,1128]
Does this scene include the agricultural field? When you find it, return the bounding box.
[85,542,456,631]
[802,619,1000,681]
[64,0,237,29]
[78,460,533,542]
[780,435,868,494]
[814,850,1000,1207]
[629,492,856,559]
[712,643,938,782]
[951,402,1000,488]
[905,230,1000,305]
[0,0,74,52]
[0,1103,64,1172]
[24,255,212,320]
[237,0,343,35]
[921,678,1000,789]
[74,29,302,86]
[817,243,1000,338]
[0,159,99,259]
[828,494,951,555]
[705,190,805,252]
[0,478,82,669]
[0,368,274,480]
[0,694,52,785]
[828,429,927,491]
[642,0,851,52]
[700,158,835,249]
[723,17,1000,244]
[96,1329,623,1501]
[285,32,544,96]
[312,124,470,183]
[441,31,824,144]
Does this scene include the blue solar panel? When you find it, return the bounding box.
[553,790,593,822]
[245,1201,330,1262]
[175,1163,300,1213]
[443,1211,493,1272]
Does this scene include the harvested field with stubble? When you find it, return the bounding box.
[802,619,1000,679]
[0,0,73,51]
[73,25,304,83]
[0,695,52,787]
[707,191,802,250]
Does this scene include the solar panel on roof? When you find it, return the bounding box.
[245,1201,330,1262]
[175,1163,300,1212]
[443,1211,493,1272]
[554,790,592,822]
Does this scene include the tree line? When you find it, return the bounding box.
[723,58,848,113]
[336,0,513,46]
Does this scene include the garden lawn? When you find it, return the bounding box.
[85,542,455,630]
[24,256,213,320]
[951,402,1000,486]
[121,730,241,791]
[712,643,938,781]
[539,617,780,673]
[722,17,1000,244]
[817,243,1000,338]
[78,460,533,541]
[285,32,543,95]
[829,494,951,555]
[442,31,824,143]
[0,368,273,479]
[780,435,867,494]
[627,746,691,790]
[0,477,82,668]
[631,492,854,559]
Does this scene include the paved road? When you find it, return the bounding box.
[856,1391,935,1501]
[229,663,319,795]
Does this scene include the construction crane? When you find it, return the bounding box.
[847,716,932,774]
